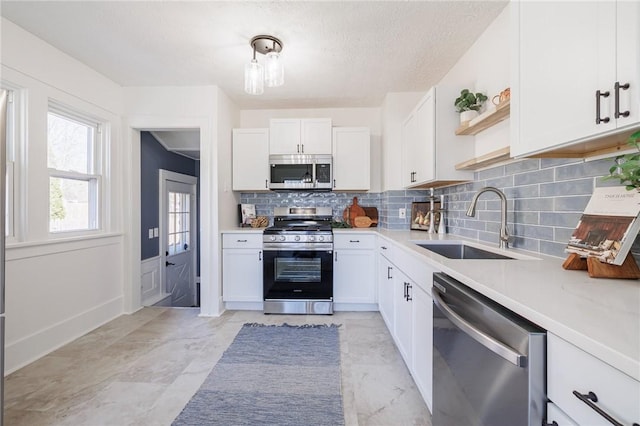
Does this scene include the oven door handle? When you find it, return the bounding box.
[432,288,527,367]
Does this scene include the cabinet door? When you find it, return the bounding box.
[413,89,435,185]
[616,0,640,130]
[512,2,616,157]
[333,249,376,304]
[393,270,413,367]
[300,118,332,154]
[377,252,395,330]
[269,119,301,154]
[412,284,433,411]
[332,127,370,190]
[401,112,418,187]
[232,129,270,191]
[222,248,263,302]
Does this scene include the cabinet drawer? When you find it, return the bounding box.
[222,233,262,249]
[378,239,395,263]
[394,250,431,289]
[548,333,640,426]
[546,402,578,426]
[333,233,376,249]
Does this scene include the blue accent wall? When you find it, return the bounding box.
[140,131,198,260]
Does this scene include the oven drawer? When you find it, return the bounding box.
[334,233,376,249]
[222,233,262,249]
[547,333,640,425]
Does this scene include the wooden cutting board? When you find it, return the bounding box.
[347,197,366,226]
[353,216,373,228]
[362,207,378,227]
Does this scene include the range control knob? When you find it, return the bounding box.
[318,235,324,242]
[294,235,301,242]
[308,235,315,242]
[279,235,286,242]
[269,235,276,241]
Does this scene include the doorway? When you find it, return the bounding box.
[160,171,198,307]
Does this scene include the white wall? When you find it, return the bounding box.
[240,107,383,192]
[381,92,425,191]
[123,85,223,316]
[1,18,126,373]
[438,6,511,157]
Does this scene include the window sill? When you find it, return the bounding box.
[6,232,124,261]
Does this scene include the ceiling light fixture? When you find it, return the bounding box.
[244,35,283,95]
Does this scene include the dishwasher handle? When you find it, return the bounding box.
[432,288,528,367]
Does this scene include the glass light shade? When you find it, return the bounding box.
[264,51,284,87]
[244,59,264,95]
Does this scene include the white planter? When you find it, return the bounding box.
[460,110,479,125]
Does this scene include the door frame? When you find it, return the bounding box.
[159,169,198,305]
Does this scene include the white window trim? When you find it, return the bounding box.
[47,101,106,236]
[1,83,23,244]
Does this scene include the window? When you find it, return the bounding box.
[167,191,191,255]
[47,104,102,233]
[2,87,17,239]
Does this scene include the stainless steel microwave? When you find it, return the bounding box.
[269,154,332,190]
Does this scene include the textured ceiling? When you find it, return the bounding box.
[1,1,507,110]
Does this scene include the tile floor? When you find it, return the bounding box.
[5,308,431,425]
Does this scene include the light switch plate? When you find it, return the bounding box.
[154,227,159,237]
[148,229,154,239]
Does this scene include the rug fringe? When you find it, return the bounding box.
[244,322,342,328]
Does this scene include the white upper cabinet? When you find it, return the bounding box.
[401,86,473,188]
[232,128,270,191]
[511,1,640,158]
[269,118,332,155]
[332,127,370,191]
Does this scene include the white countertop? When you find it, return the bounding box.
[223,226,640,380]
[368,229,640,382]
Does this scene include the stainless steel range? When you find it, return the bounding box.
[262,207,334,315]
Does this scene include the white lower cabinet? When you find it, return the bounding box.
[393,268,414,366]
[546,402,578,426]
[412,282,433,411]
[222,233,263,304]
[547,333,640,425]
[378,240,434,411]
[333,233,377,307]
[377,245,395,330]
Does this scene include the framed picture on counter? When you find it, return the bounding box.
[411,201,441,231]
[238,204,256,227]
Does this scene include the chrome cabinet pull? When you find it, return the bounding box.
[544,422,558,426]
[381,246,387,250]
[335,252,338,261]
[237,239,247,243]
[265,179,268,188]
[296,144,300,153]
[258,250,262,261]
[333,179,336,188]
[406,283,412,301]
[301,144,304,153]
[387,266,392,279]
[614,81,631,119]
[349,239,360,243]
[596,90,611,124]
[572,391,625,426]
[432,288,527,367]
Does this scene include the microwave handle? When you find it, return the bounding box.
[312,162,317,188]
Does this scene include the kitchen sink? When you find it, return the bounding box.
[415,243,515,260]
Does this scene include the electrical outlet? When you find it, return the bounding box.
[399,208,406,219]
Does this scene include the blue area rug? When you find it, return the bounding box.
[172,323,344,426]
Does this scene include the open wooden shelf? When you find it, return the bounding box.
[455,146,511,171]
[455,100,510,136]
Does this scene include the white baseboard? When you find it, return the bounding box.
[224,301,263,311]
[334,303,379,312]
[5,296,123,374]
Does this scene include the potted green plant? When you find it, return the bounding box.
[605,130,640,191]
[454,89,488,125]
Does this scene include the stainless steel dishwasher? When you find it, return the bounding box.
[432,272,546,426]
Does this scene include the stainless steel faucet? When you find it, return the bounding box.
[466,186,510,249]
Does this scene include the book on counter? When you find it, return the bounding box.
[565,186,640,265]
